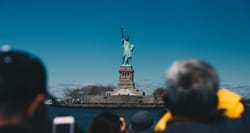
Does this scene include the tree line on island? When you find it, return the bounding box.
[64,85,165,98]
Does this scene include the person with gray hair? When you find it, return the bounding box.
[166,59,220,119]
[155,59,250,133]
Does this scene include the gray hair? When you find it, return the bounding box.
[165,59,220,118]
[167,59,219,91]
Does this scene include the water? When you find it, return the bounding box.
[48,106,163,131]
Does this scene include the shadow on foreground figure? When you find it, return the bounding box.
[129,111,155,133]
[0,48,49,133]
[155,59,250,133]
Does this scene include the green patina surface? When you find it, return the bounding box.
[121,27,134,66]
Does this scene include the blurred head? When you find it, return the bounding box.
[88,112,121,133]
[165,59,220,119]
[129,111,154,133]
[0,47,49,132]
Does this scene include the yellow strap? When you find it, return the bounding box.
[217,89,244,118]
[154,112,172,132]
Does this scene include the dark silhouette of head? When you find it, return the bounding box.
[129,111,154,133]
[165,59,220,120]
[88,112,121,133]
[0,48,49,133]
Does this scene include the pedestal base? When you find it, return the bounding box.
[106,66,144,96]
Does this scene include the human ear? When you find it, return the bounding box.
[27,94,45,117]
[120,117,126,133]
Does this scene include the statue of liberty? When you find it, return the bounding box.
[121,27,135,66]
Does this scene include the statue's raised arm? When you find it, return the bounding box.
[120,27,135,66]
[120,27,125,44]
[121,27,124,39]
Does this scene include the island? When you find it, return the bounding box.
[47,27,165,108]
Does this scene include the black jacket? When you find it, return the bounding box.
[159,119,246,133]
[159,105,250,133]
[0,126,32,133]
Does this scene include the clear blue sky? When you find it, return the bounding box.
[0,0,249,95]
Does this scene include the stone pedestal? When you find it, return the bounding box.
[106,65,143,96]
[118,66,135,90]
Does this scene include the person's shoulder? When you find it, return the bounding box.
[158,119,249,133]
[0,126,32,133]
[234,103,250,132]
[242,103,250,118]
[158,118,250,133]
[158,123,220,133]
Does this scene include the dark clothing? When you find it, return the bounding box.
[159,105,250,133]
[0,126,32,133]
[159,120,245,133]
[161,123,222,133]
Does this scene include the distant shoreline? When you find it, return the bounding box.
[47,103,165,109]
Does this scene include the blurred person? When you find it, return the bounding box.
[129,111,154,133]
[88,111,127,133]
[0,47,50,133]
[154,59,250,133]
